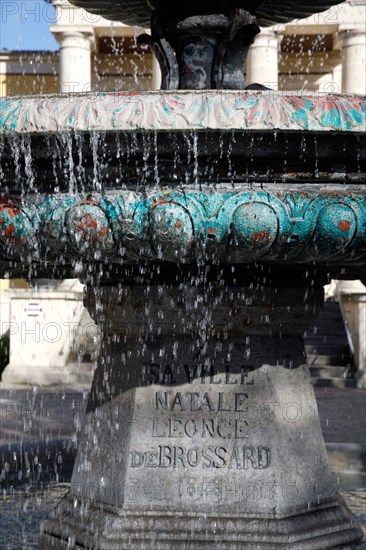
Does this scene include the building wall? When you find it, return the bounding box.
[0,0,366,96]
[91,44,154,92]
[0,49,154,97]
[1,1,365,97]
[0,52,59,97]
[279,39,342,93]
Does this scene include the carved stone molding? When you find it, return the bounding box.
[1,91,365,134]
[1,190,365,268]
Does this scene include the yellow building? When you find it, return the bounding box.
[0,51,59,97]
[1,0,365,97]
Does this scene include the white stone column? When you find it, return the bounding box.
[353,294,366,388]
[151,54,162,90]
[50,0,95,94]
[332,64,342,94]
[339,0,366,94]
[246,28,280,89]
[58,30,93,94]
[341,30,366,94]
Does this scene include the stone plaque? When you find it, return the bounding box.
[71,365,334,518]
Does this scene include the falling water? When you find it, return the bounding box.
[1,6,366,549]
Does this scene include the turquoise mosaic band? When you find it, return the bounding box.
[1,190,365,266]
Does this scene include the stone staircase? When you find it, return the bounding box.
[305,301,357,388]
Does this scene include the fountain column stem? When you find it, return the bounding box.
[138,8,260,89]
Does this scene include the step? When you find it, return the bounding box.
[304,336,349,345]
[305,329,348,337]
[314,307,343,313]
[313,322,344,328]
[319,302,342,309]
[309,363,355,372]
[309,321,346,328]
[313,313,344,321]
[309,365,349,378]
[311,377,358,389]
[307,354,353,366]
[305,345,350,355]
[305,301,355,380]
[304,338,350,355]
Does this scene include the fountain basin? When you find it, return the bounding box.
[0,91,365,280]
[1,89,365,549]
[66,0,346,32]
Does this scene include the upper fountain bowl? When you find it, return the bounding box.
[67,0,345,28]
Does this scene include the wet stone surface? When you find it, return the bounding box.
[1,382,365,548]
[39,365,363,548]
[71,367,332,516]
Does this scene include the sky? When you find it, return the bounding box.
[0,0,59,50]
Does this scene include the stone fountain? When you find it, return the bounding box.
[0,1,365,548]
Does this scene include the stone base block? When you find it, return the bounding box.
[39,364,364,549]
[40,494,363,549]
[39,285,364,549]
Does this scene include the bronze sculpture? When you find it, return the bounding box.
[69,0,345,89]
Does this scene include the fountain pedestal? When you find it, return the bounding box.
[0,88,364,548]
[40,279,363,549]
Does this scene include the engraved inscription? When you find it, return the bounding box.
[179,477,223,503]
[152,417,249,439]
[130,445,271,470]
[177,477,307,504]
[155,391,249,412]
[147,364,255,386]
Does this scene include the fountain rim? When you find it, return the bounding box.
[3,89,366,100]
[1,90,365,136]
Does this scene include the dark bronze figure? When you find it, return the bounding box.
[68,0,344,89]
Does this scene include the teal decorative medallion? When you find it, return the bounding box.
[1,190,365,266]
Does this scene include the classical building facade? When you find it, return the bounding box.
[1,0,365,96]
[0,0,365,385]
